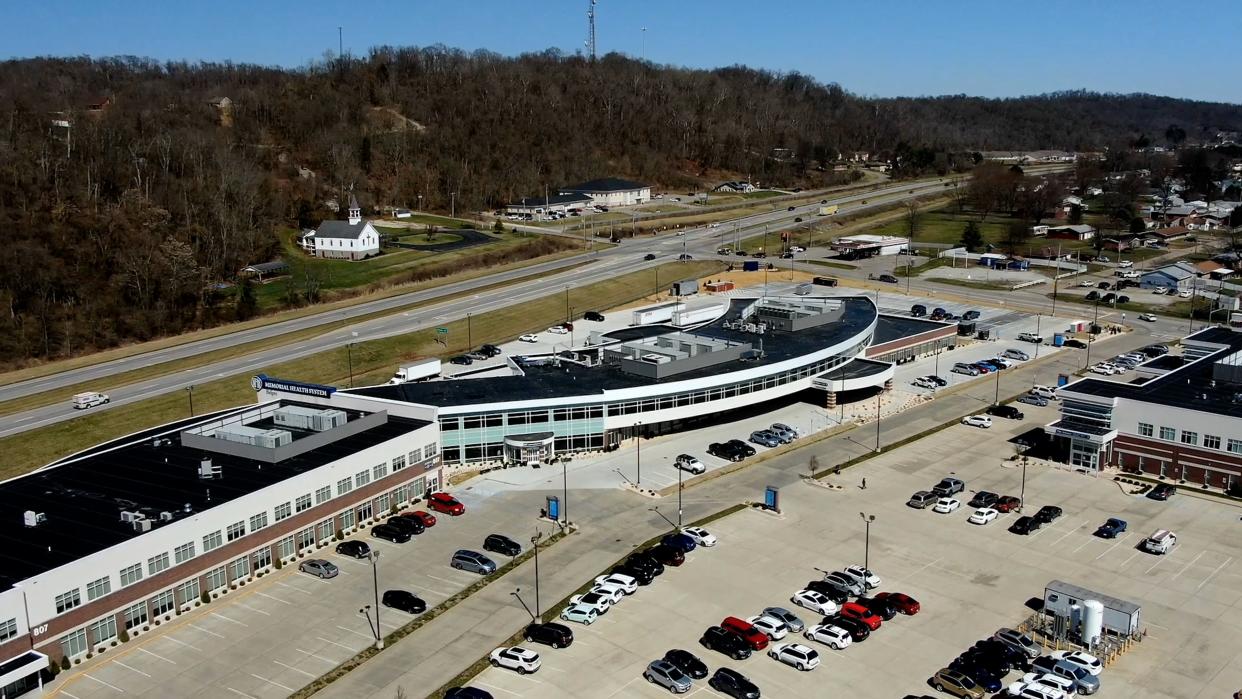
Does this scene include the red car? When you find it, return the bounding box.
[427,492,465,516]
[721,616,769,650]
[402,510,436,527]
[994,496,1022,513]
[839,602,882,630]
[874,591,921,616]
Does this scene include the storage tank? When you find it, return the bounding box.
[1081,599,1104,646]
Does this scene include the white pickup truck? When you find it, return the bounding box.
[72,392,110,410]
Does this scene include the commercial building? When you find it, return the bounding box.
[503,193,592,216]
[0,388,440,687]
[829,235,908,259]
[560,178,651,207]
[1046,326,1242,479]
[1140,262,1198,291]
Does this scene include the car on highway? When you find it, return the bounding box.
[931,668,986,698]
[594,573,638,594]
[643,659,693,693]
[428,492,465,515]
[746,614,790,640]
[1009,516,1041,535]
[370,522,412,543]
[674,454,706,474]
[1017,393,1048,407]
[298,559,339,579]
[749,430,781,448]
[451,550,497,574]
[968,507,999,525]
[644,253,657,261]
[680,526,717,547]
[1138,312,1157,322]
[523,621,574,648]
[483,533,522,557]
[699,625,752,660]
[838,602,882,630]
[336,540,371,559]
[761,606,805,633]
[1094,518,1127,538]
[489,647,541,674]
[791,589,839,615]
[873,591,920,615]
[559,603,599,625]
[1033,505,1063,524]
[708,667,760,698]
[803,622,852,649]
[841,565,881,589]
[968,491,998,508]
[933,497,961,514]
[962,415,992,428]
[768,643,820,671]
[382,589,426,614]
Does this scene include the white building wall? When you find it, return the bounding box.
[1112,398,1240,445]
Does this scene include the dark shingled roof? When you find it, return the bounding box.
[508,193,592,207]
[314,220,372,240]
[562,177,649,193]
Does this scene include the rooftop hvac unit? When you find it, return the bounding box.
[119,510,145,523]
[159,511,174,522]
[199,458,221,480]
[132,519,153,533]
[22,511,46,528]
[274,405,346,432]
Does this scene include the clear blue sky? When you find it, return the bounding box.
[6,0,1239,103]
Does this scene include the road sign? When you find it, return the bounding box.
[764,486,780,512]
[436,327,448,334]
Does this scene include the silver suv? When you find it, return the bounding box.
[451,550,497,575]
[907,491,937,509]
[749,430,781,448]
[644,659,692,693]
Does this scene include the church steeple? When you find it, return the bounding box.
[347,191,361,225]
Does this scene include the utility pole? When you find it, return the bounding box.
[859,513,876,571]
[636,421,643,484]
[530,532,542,619]
[450,192,457,219]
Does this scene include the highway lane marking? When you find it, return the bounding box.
[83,673,125,692]
[211,612,250,627]
[1198,556,1233,590]
[161,636,204,652]
[226,688,259,699]
[1095,533,1131,559]
[113,660,151,678]
[316,636,357,652]
[250,674,294,692]
[294,648,339,664]
[1171,550,1205,580]
[335,624,375,641]
[255,591,291,605]
[187,623,226,639]
[272,660,316,678]
[137,648,176,665]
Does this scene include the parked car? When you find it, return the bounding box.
[968,507,999,525]
[406,510,437,527]
[987,404,1024,420]
[838,602,882,630]
[907,490,937,509]
[912,376,937,389]
[626,552,665,577]
[841,565,881,589]
[1017,332,1043,343]
[648,543,686,567]
[721,616,769,650]
[699,625,752,660]
[661,532,698,553]
[450,355,473,366]
[569,590,614,615]
[584,310,605,322]
[1094,518,1127,538]
[444,688,493,699]
[952,363,981,376]
[674,454,706,474]
[1063,339,1087,349]
[767,424,797,443]
[382,589,426,614]
[387,515,425,536]
[911,304,928,317]
[749,430,781,448]
[932,477,965,496]
[931,667,986,698]
[853,596,898,621]
[926,375,948,386]
[1009,516,1041,535]
[804,622,852,649]
[726,439,756,457]
[791,589,839,615]
[822,571,865,596]
[370,523,412,543]
[336,540,371,559]
[872,591,920,615]
[298,559,339,579]
[480,344,502,357]
[708,667,760,699]
[768,643,820,671]
[1017,393,1048,407]
[968,491,998,508]
[1148,483,1176,501]
[825,614,870,642]
[745,614,790,640]
[523,622,574,648]
[611,563,654,586]
[708,442,744,461]
[962,415,993,428]
[761,607,805,633]
[489,647,541,674]
[1003,348,1030,361]
[948,657,1005,693]
[451,550,497,574]
[963,309,981,320]
[1033,505,1063,524]
[933,497,962,514]
[559,604,599,625]
[484,534,522,557]
[643,659,692,693]
[993,627,1042,659]
[663,648,708,680]
[680,526,718,547]
[1031,655,1099,694]
[802,580,849,604]
[994,495,1022,513]
[427,492,466,515]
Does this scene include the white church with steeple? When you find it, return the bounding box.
[299,192,380,260]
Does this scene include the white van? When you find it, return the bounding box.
[72,392,110,410]
[1143,529,1177,555]
[1030,385,1059,401]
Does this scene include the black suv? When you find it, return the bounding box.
[479,344,502,357]
[387,515,425,536]
[370,523,412,544]
[450,355,473,366]
[726,439,756,457]
[803,580,850,604]
[963,309,981,320]
[986,404,1024,420]
[825,614,871,642]
[1033,505,1063,524]
[335,540,371,558]
[663,649,708,679]
[584,311,605,322]
[523,621,574,648]
[911,304,928,317]
[855,596,898,621]
[483,534,522,557]
[708,442,744,462]
[611,564,654,585]
[968,491,998,508]
[709,667,760,698]
[381,589,426,614]
[699,626,751,660]
[626,552,665,577]
[877,274,899,283]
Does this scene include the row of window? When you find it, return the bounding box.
[52,446,436,617]
[1139,423,1242,453]
[443,434,607,464]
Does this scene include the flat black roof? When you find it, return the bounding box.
[821,358,893,381]
[0,403,428,588]
[1063,327,1242,418]
[873,315,954,344]
[349,297,877,408]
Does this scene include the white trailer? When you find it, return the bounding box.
[72,392,110,410]
[1043,579,1141,637]
[631,302,684,326]
[672,302,726,327]
[389,358,442,385]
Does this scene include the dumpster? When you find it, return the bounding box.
[1052,333,1065,347]
[743,260,760,272]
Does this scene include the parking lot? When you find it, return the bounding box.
[55,492,552,699]
[467,400,1242,699]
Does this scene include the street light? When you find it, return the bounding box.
[560,456,569,527]
[530,532,543,619]
[859,513,876,571]
[185,385,195,417]
[636,421,643,485]
[1017,443,1030,514]
[365,549,383,648]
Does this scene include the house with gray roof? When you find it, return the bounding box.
[299,194,380,260]
[1140,261,1199,290]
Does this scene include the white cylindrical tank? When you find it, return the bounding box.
[1081,599,1104,646]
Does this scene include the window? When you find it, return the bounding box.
[61,629,87,658]
[407,447,422,464]
[356,470,371,487]
[253,547,272,570]
[1205,434,1222,450]
[275,502,292,521]
[151,590,175,617]
[318,520,334,542]
[86,576,111,601]
[341,510,355,530]
[1181,431,1198,446]
[174,541,195,564]
[148,552,170,576]
[296,528,315,550]
[1138,423,1153,437]
[337,478,353,496]
[249,512,268,532]
[124,602,148,629]
[230,556,249,581]
[88,617,117,645]
[278,536,295,559]
[205,566,227,592]
[175,579,199,606]
[0,618,17,642]
[1159,426,1176,441]
[425,443,438,458]
[55,589,81,614]
[392,455,406,472]
[203,530,223,552]
[295,493,312,513]
[1229,439,1242,455]
[120,563,143,587]
[374,462,389,480]
[376,493,391,513]
[315,485,332,504]
[226,521,245,542]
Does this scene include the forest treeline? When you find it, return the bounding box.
[1,46,1240,363]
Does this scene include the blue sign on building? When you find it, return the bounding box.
[251,374,337,398]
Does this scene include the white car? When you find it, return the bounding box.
[790,589,840,615]
[990,356,1014,368]
[674,455,706,474]
[587,583,627,605]
[593,573,638,594]
[1118,260,1134,268]
[912,376,936,389]
[519,334,539,343]
[1006,680,1067,699]
[841,565,881,589]
[1078,280,1096,287]
[547,325,569,334]
[559,603,598,625]
[1151,286,1167,295]
[680,526,717,547]
[933,497,961,514]
[1139,313,1157,322]
[569,591,613,615]
[1090,364,1114,375]
[1179,289,1192,298]
[789,246,806,253]
[1017,671,1076,695]
[803,623,852,649]
[489,646,541,674]
[746,614,789,640]
[968,507,999,525]
[767,643,820,671]
[962,415,992,428]
[1050,650,1103,676]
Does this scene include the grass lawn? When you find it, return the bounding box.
[388,232,464,245]
[1048,292,1201,319]
[0,260,726,477]
[895,258,953,277]
[378,213,473,228]
[928,277,1020,291]
[804,260,857,270]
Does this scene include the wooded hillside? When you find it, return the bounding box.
[1,46,1239,363]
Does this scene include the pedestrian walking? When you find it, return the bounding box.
[861,477,867,490]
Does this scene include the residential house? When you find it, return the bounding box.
[86,96,112,114]
[1151,225,1190,242]
[1140,262,1199,291]
[1102,233,1144,252]
[560,178,651,207]
[713,181,755,194]
[1045,224,1096,241]
[300,194,380,260]
[1195,260,1234,280]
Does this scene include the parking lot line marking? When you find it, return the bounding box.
[255,591,291,605]
[273,660,316,678]
[187,623,226,639]
[316,636,357,652]
[1121,549,1141,568]
[226,688,258,699]
[1145,554,1169,575]
[1172,550,1205,580]
[273,581,313,595]
[1071,535,1096,553]
[474,681,522,697]
[162,636,203,652]
[425,574,464,586]
[136,648,176,665]
[113,660,151,678]
[335,624,374,641]
[1047,525,1080,546]
[250,674,294,692]
[83,673,125,692]
[60,690,81,699]
[294,648,338,664]
[1198,556,1233,590]
[210,612,250,627]
[235,601,271,616]
[1095,533,1130,559]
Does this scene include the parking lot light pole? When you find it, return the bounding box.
[860,513,876,571]
[530,532,543,619]
[185,385,195,417]
[636,421,643,484]
[677,465,684,527]
[994,359,1002,405]
[874,390,882,453]
[1018,445,1029,514]
[511,588,535,621]
[561,457,569,527]
[369,550,383,649]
